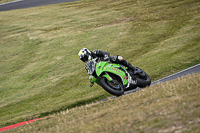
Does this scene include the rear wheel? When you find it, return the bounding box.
[136,70,151,88]
[129,67,151,88]
[99,76,124,96]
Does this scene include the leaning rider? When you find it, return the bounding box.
[78,48,137,74]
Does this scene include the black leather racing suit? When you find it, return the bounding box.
[91,50,136,71]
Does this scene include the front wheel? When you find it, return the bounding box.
[99,77,124,96]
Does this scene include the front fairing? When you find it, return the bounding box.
[95,61,128,85]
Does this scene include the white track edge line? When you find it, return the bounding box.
[153,63,200,84]
[0,0,24,6]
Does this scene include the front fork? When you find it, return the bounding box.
[89,73,113,87]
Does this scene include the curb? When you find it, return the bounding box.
[0,117,45,132]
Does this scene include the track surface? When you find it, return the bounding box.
[0,0,79,11]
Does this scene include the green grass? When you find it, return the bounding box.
[9,73,200,133]
[0,0,200,128]
[0,0,16,4]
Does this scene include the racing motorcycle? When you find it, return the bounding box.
[86,58,151,96]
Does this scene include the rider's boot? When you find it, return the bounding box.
[120,58,145,77]
[114,56,137,72]
[126,62,137,72]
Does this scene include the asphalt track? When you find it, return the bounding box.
[0,0,79,11]
[0,64,199,132]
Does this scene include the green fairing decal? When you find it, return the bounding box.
[96,62,128,85]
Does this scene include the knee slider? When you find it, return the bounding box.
[117,56,124,61]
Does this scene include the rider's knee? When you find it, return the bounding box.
[117,56,124,61]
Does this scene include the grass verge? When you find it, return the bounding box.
[0,0,18,4]
[0,0,200,128]
[9,72,200,133]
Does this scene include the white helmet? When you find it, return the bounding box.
[78,48,91,62]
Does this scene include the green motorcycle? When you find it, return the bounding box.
[86,58,151,96]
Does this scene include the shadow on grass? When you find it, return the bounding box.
[38,95,106,118]
[2,95,107,128]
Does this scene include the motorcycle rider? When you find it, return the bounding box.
[78,48,137,74]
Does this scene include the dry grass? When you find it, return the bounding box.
[0,0,200,128]
[10,72,200,133]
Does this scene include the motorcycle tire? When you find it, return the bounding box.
[136,70,151,88]
[99,77,124,96]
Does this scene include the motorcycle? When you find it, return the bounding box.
[86,58,151,96]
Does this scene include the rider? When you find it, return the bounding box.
[78,48,137,74]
